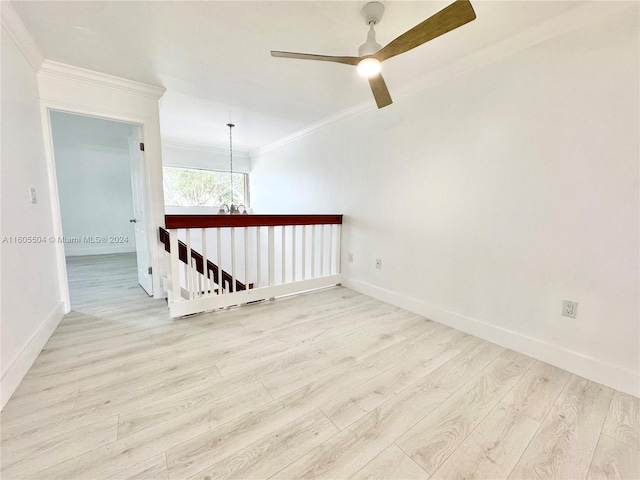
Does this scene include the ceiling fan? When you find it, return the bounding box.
[271,0,476,109]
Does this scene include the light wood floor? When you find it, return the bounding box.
[1,254,638,480]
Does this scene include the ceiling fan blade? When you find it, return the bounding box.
[368,74,393,109]
[374,0,476,63]
[271,51,361,66]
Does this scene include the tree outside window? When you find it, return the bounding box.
[163,167,247,207]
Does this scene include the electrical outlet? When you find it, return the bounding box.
[348,253,353,263]
[375,259,382,269]
[561,300,578,318]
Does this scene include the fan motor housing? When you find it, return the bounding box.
[361,2,384,25]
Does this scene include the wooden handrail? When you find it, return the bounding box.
[165,214,343,229]
[158,227,250,293]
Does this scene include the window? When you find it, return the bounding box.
[163,166,248,207]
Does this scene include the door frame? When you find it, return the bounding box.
[41,103,154,312]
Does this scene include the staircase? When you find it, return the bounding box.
[159,227,251,293]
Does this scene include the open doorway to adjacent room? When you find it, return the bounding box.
[49,111,153,309]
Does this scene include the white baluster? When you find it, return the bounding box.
[301,225,306,281]
[244,226,249,291]
[313,225,317,278]
[169,229,181,303]
[231,228,237,293]
[217,228,222,295]
[328,224,333,276]
[282,225,286,284]
[256,226,261,288]
[292,225,297,282]
[336,224,342,274]
[183,263,187,295]
[268,226,275,288]
[201,228,210,296]
[319,224,324,277]
[186,229,194,298]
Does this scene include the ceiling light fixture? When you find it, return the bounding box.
[218,123,247,215]
[357,4,383,78]
[357,57,381,77]
[270,0,477,109]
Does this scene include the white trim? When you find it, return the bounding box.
[343,277,640,398]
[41,100,148,126]
[253,1,635,158]
[0,302,65,410]
[40,105,72,312]
[0,2,44,71]
[38,60,166,100]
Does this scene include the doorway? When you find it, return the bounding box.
[49,111,153,308]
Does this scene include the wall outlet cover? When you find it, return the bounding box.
[562,300,578,318]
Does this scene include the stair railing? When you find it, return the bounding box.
[160,214,343,317]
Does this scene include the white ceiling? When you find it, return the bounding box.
[13,1,585,152]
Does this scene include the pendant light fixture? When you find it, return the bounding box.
[218,123,247,214]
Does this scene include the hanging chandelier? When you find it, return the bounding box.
[218,123,247,215]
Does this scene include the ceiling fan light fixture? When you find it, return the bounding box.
[270,0,477,109]
[357,57,381,77]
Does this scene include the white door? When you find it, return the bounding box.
[128,129,153,295]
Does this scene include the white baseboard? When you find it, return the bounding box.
[65,245,136,256]
[343,277,640,397]
[1,301,65,409]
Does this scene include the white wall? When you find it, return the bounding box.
[250,8,640,395]
[53,145,136,256]
[0,6,64,408]
[51,112,137,256]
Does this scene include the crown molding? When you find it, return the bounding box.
[162,139,250,158]
[38,60,166,100]
[1,2,44,71]
[253,1,635,158]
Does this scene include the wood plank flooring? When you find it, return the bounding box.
[1,253,638,480]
